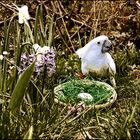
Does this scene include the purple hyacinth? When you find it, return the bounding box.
[20,44,56,77]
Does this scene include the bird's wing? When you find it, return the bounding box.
[108,57,116,76]
[76,43,91,59]
[76,47,87,59]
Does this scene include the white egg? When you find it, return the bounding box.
[77,93,93,102]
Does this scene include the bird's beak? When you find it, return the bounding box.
[102,40,112,53]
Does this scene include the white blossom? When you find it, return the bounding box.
[0,55,3,60]
[3,51,8,55]
[18,5,30,24]
[33,44,54,63]
[33,44,41,52]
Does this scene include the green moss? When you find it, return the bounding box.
[58,79,113,105]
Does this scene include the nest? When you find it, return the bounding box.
[54,79,117,109]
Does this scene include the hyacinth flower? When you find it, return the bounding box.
[20,44,56,78]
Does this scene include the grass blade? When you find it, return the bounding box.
[9,61,35,111]
[48,14,55,47]
[34,6,40,43]
[23,125,34,139]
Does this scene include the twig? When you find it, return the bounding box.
[136,1,140,10]
[44,2,72,53]
[43,2,93,37]
[70,4,95,40]
[56,1,75,52]
[56,22,72,53]
[0,2,17,26]
[93,1,102,38]
[0,2,17,12]
[0,16,16,26]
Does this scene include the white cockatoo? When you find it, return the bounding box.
[76,35,116,87]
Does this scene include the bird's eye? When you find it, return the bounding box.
[97,42,100,45]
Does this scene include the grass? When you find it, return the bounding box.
[0,1,140,139]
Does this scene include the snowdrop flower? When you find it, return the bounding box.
[18,5,30,24]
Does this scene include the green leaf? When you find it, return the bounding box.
[48,14,55,47]
[9,61,35,111]
[34,6,40,43]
